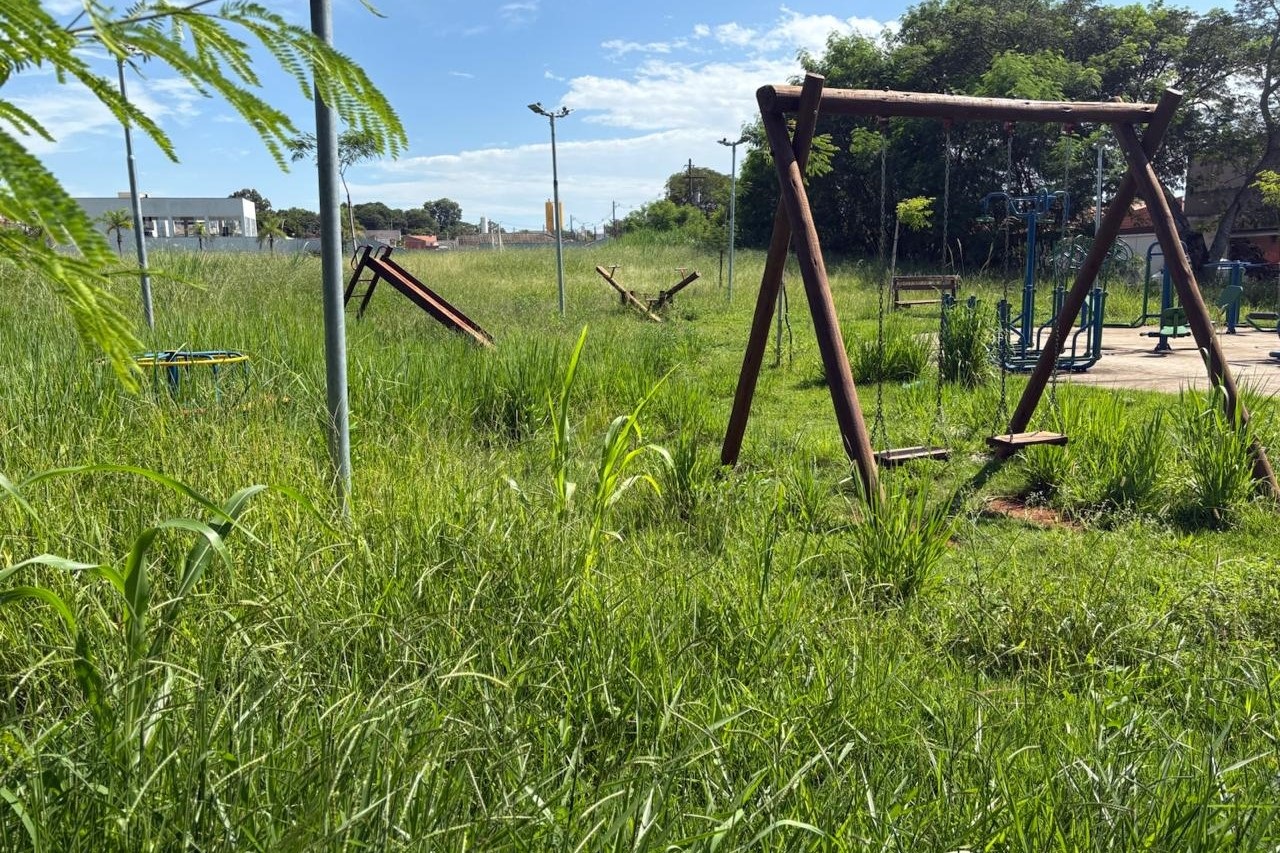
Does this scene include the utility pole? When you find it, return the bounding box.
[612,200,618,237]
[719,134,749,302]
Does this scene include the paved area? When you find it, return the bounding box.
[1059,325,1280,396]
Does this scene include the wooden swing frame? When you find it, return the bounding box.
[721,73,1278,500]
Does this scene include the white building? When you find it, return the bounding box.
[76,193,258,239]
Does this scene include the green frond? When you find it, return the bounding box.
[1,0,405,383]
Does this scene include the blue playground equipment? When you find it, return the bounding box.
[984,188,1105,372]
[1135,242,1247,352]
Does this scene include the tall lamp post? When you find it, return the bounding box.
[310,0,352,514]
[529,102,571,317]
[117,53,154,328]
[719,134,748,302]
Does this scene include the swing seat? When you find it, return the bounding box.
[1247,311,1279,333]
[986,431,1068,451]
[874,445,951,467]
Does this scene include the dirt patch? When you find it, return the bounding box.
[982,496,1081,531]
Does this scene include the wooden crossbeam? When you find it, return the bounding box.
[759,87,1161,123]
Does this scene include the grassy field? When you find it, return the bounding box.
[3,242,1280,850]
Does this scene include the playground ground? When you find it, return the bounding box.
[1062,324,1280,396]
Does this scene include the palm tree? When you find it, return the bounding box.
[99,209,132,257]
[257,214,285,254]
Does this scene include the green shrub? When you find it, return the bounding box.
[848,480,957,601]
[938,297,994,387]
[1176,389,1257,528]
[847,318,931,384]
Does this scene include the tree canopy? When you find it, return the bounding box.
[2,1,405,386]
[734,0,1271,269]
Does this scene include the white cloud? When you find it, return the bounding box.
[5,71,206,155]
[600,38,688,57]
[499,0,538,27]
[354,130,724,230]
[342,7,898,230]
[41,0,87,16]
[564,57,796,133]
[449,71,475,79]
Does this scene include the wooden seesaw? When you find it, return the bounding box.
[595,265,701,321]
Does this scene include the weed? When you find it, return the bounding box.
[847,480,957,602]
[938,297,994,387]
[847,318,931,383]
[1175,388,1256,528]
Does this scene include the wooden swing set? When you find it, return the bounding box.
[721,73,1279,500]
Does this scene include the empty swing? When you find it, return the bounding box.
[871,119,952,467]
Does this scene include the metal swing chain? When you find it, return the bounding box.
[873,120,890,449]
[936,123,953,431]
[1049,125,1075,414]
[995,123,1015,428]
[879,117,889,266]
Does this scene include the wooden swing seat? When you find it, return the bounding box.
[986,431,1068,451]
[874,445,951,466]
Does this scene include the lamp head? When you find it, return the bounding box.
[528,102,547,116]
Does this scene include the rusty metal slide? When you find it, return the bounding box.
[345,246,493,347]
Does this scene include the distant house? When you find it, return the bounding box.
[1183,158,1280,264]
[362,228,401,246]
[76,193,257,239]
[402,234,438,249]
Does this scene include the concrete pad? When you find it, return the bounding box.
[1054,325,1280,396]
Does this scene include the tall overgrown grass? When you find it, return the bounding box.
[2,247,1280,849]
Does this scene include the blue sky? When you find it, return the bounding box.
[18,1,1226,232]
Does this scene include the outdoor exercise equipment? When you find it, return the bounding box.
[1110,240,1173,329]
[345,245,493,347]
[1136,247,1247,351]
[721,74,1278,499]
[1246,266,1280,332]
[984,187,1106,372]
[594,265,700,320]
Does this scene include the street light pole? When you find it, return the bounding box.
[117,55,154,329]
[529,102,572,317]
[719,134,749,302]
[310,0,352,514]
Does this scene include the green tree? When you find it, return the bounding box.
[2,1,405,387]
[733,0,1255,268]
[353,201,394,231]
[257,213,286,254]
[99,208,133,257]
[289,129,383,248]
[1196,0,1280,264]
[278,206,321,238]
[403,207,437,234]
[424,198,464,237]
[663,165,731,214]
[229,188,272,214]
